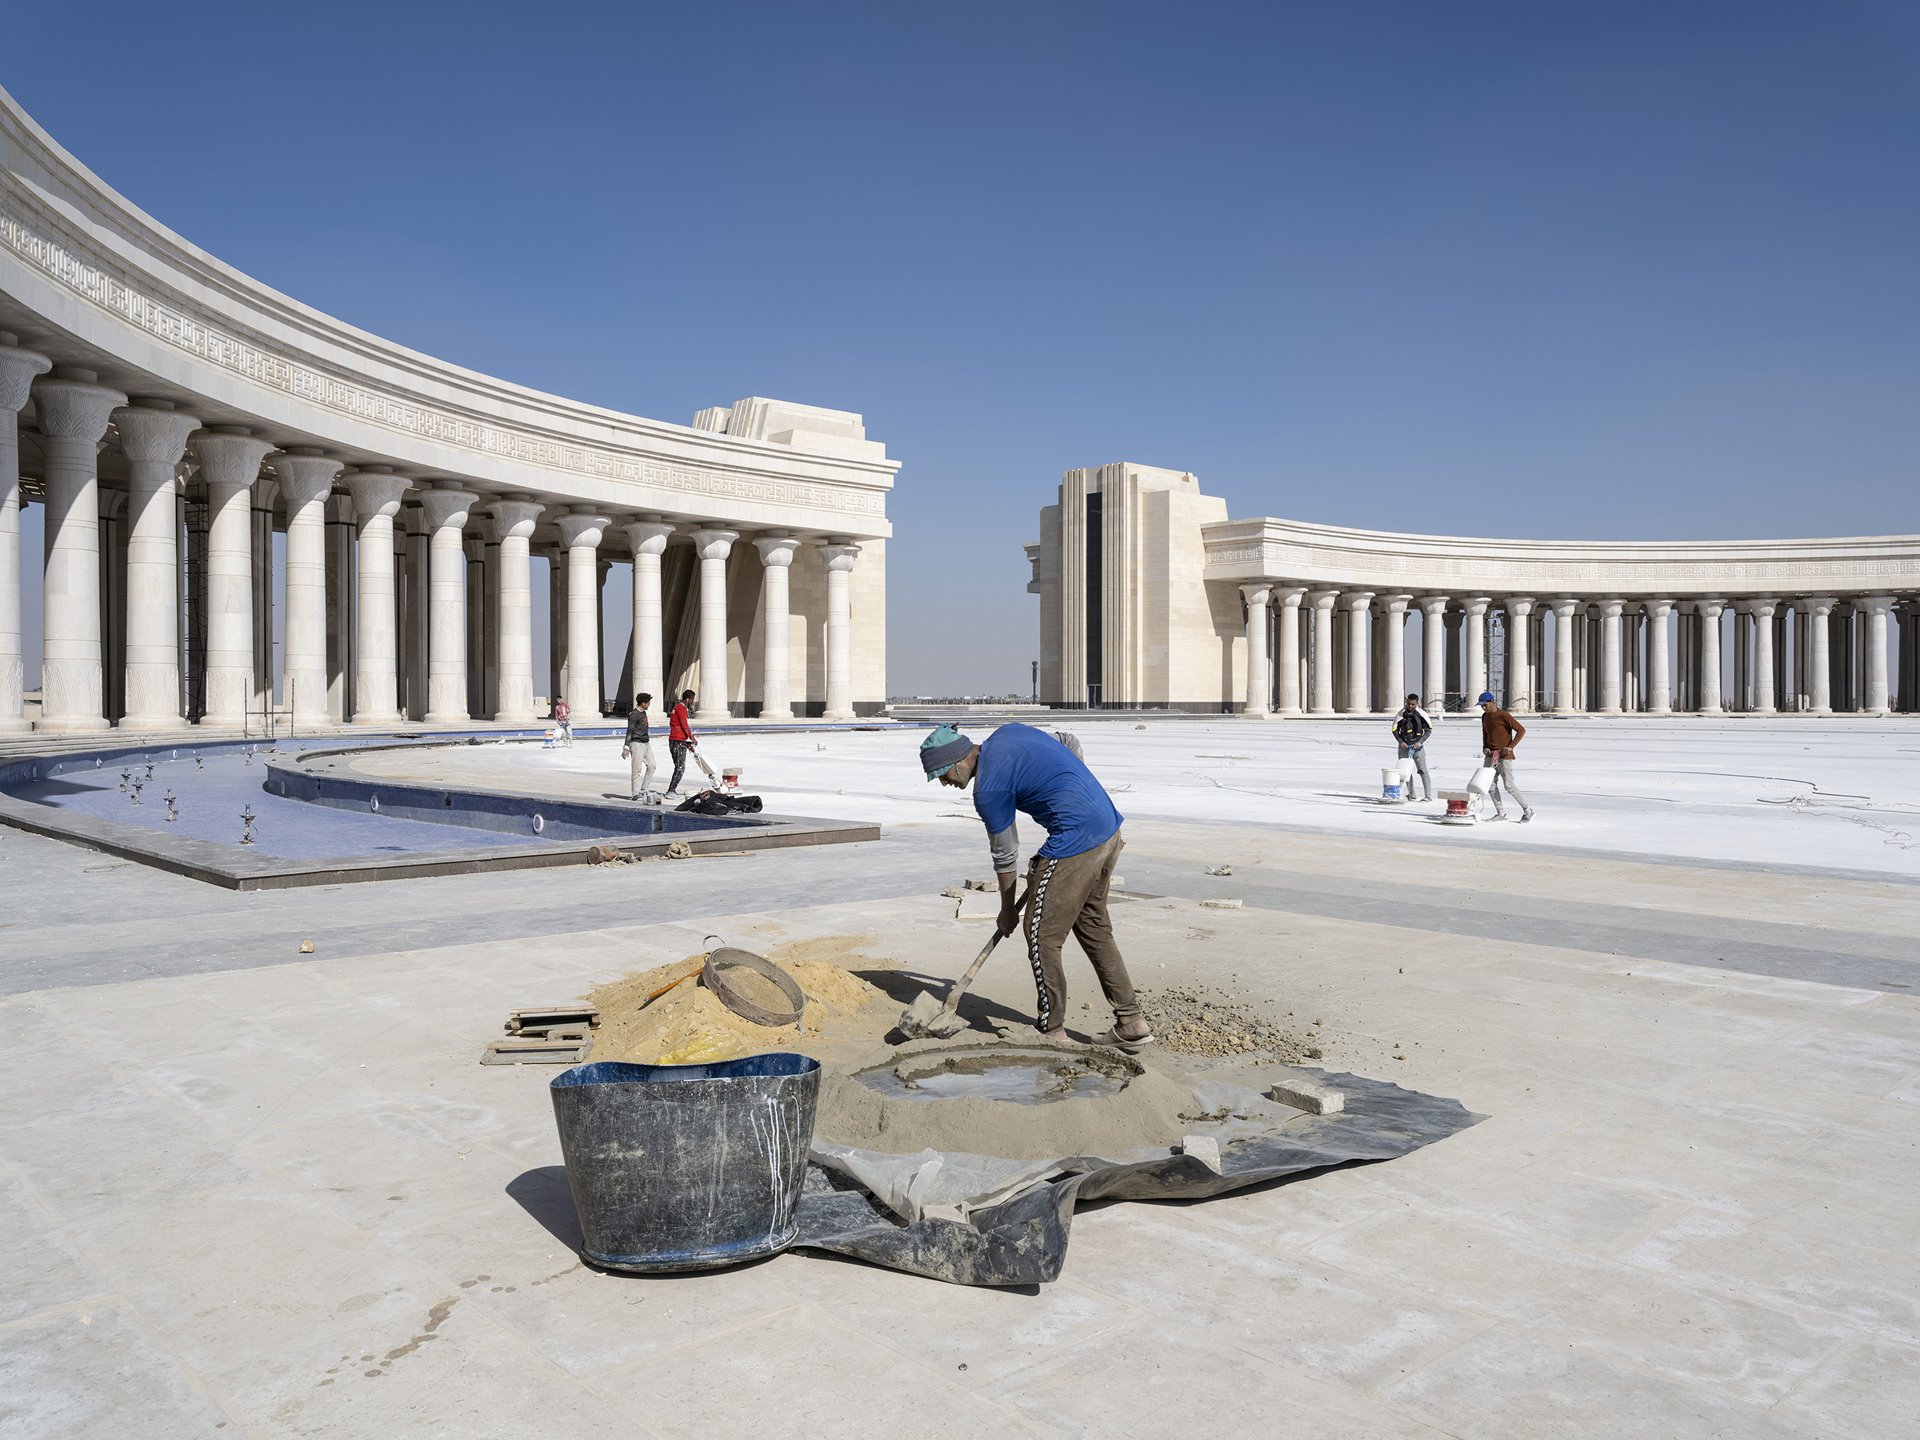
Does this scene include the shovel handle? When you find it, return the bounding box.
[941,883,1029,1006]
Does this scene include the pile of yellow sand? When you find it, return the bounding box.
[585,940,899,1067]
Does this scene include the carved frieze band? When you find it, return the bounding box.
[1204,542,1920,587]
[0,186,883,518]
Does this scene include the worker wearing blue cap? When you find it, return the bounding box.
[1477,692,1534,823]
[919,723,1152,1046]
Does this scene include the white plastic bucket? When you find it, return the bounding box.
[1397,757,1417,781]
[1380,768,1405,802]
[1466,766,1496,796]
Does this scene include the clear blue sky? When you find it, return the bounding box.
[8,1,1917,696]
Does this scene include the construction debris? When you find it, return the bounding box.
[1144,983,1312,1061]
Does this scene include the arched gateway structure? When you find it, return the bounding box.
[1028,464,1920,716]
[0,84,894,735]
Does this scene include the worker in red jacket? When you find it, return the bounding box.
[666,689,698,798]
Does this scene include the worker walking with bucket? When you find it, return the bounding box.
[622,692,660,803]
[1477,691,1535,823]
[920,723,1153,1049]
[1390,693,1435,802]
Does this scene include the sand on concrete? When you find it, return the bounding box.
[583,937,900,1067]
[814,1036,1214,1161]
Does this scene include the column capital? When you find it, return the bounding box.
[1462,595,1491,616]
[269,450,343,509]
[1643,596,1674,618]
[34,372,126,441]
[1695,596,1726,618]
[1341,589,1375,611]
[191,428,274,492]
[1505,595,1535,616]
[1857,594,1895,614]
[489,499,545,540]
[1274,585,1308,608]
[0,341,52,413]
[818,540,860,572]
[341,470,412,519]
[1240,582,1272,607]
[557,512,611,549]
[1747,597,1778,618]
[1417,594,1449,617]
[1599,597,1626,618]
[1307,588,1339,611]
[1549,597,1579,617]
[418,487,477,532]
[624,519,675,556]
[112,402,199,470]
[1381,592,1413,615]
[688,526,739,561]
[1805,595,1838,616]
[754,533,801,568]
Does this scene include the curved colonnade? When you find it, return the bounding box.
[1032,464,1920,715]
[0,85,894,738]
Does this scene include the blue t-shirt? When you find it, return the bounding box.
[973,723,1123,860]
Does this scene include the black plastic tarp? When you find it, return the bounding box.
[787,1069,1483,1287]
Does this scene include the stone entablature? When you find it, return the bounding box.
[0,84,894,537]
[1201,517,1920,597]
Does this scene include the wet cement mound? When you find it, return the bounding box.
[816,1037,1209,1161]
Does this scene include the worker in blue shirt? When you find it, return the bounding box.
[919,723,1152,1047]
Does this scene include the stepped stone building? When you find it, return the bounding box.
[0,84,894,735]
[1028,464,1920,716]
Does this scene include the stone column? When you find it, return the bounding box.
[342,471,411,723]
[31,369,126,730]
[1806,596,1836,714]
[1595,599,1624,714]
[546,548,566,708]
[111,402,197,729]
[1240,584,1272,718]
[1860,595,1893,715]
[1380,594,1411,710]
[1696,598,1725,714]
[1623,609,1642,712]
[1275,587,1305,715]
[754,533,800,720]
[555,513,609,719]
[1463,597,1490,703]
[685,528,738,721]
[1504,597,1535,712]
[1550,599,1578,713]
[0,340,50,731]
[1643,599,1673,714]
[485,499,543,723]
[1750,600,1778,713]
[416,488,477,723]
[820,540,860,721]
[1341,591,1373,713]
[1418,596,1448,710]
[624,519,674,712]
[189,428,271,727]
[1308,590,1338,714]
[269,450,340,730]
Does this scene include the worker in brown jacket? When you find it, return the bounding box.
[1476,691,1535,823]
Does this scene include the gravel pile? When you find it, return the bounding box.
[1142,984,1318,1061]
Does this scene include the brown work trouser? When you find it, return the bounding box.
[1021,831,1140,1033]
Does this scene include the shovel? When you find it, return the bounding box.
[897,884,1029,1040]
